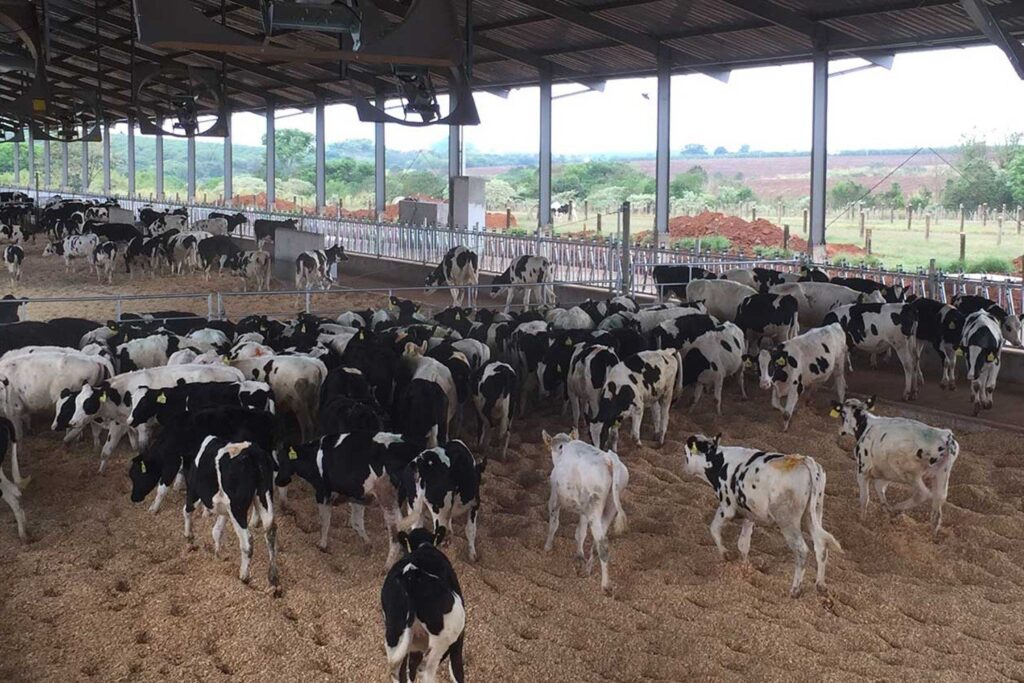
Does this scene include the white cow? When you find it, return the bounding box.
[770,282,884,328]
[832,397,959,538]
[685,279,758,323]
[542,430,628,593]
[43,233,100,272]
[682,433,841,597]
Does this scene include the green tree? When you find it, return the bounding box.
[264,129,313,178]
[829,179,869,208]
[682,143,707,156]
[713,146,728,156]
[552,161,652,199]
[388,170,446,201]
[485,178,516,207]
[943,138,1011,210]
[1005,150,1024,205]
[738,144,751,154]
[879,182,905,209]
[669,165,707,198]
[908,187,933,212]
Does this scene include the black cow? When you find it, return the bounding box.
[381,527,466,683]
[182,437,279,588]
[209,212,249,234]
[127,382,274,428]
[392,378,449,447]
[84,222,142,244]
[124,235,166,277]
[797,265,829,282]
[830,276,906,303]
[471,360,516,459]
[0,294,23,323]
[652,264,716,301]
[907,297,964,390]
[734,292,800,353]
[254,218,297,243]
[196,235,241,279]
[425,245,479,307]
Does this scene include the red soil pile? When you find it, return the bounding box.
[665,211,865,257]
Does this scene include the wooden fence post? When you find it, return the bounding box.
[982,202,988,226]
[890,207,895,223]
[505,208,511,229]
[865,228,872,254]
[802,208,808,235]
[959,233,966,262]
[859,210,865,237]
[1018,205,1023,235]
[925,213,931,240]
[596,213,602,234]
[959,204,965,233]
[998,210,1004,245]
[783,224,790,251]
[751,206,757,221]
[906,206,912,231]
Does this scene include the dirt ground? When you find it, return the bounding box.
[2,241,1024,682]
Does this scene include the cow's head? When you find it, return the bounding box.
[590,382,635,451]
[490,266,512,296]
[424,262,446,291]
[396,526,447,556]
[126,385,170,427]
[681,433,722,481]
[541,428,579,459]
[756,346,794,390]
[127,452,161,502]
[52,382,114,431]
[1000,312,1022,347]
[42,240,63,256]
[389,296,421,322]
[538,336,575,398]
[433,306,472,331]
[274,439,319,488]
[325,245,348,263]
[829,396,874,441]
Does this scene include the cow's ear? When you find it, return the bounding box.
[397,531,411,553]
[865,395,876,410]
[433,525,447,547]
[569,427,579,441]
[541,430,552,449]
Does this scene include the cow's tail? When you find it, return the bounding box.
[468,250,479,283]
[608,457,627,535]
[804,458,841,553]
[673,350,684,397]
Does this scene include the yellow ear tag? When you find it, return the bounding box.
[987,352,996,362]
[743,359,752,368]
[99,392,107,403]
[108,324,117,331]
[139,463,147,474]
[156,393,167,404]
[359,331,365,340]
[776,357,786,366]
[564,337,572,347]
[455,313,461,320]
[689,443,698,455]
[288,447,298,460]
[955,348,964,357]
[829,408,840,418]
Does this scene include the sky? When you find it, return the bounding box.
[220,45,1024,156]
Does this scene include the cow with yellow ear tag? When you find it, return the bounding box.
[961,309,1004,415]
[681,432,841,598]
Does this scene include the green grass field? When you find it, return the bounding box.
[511,210,1024,274]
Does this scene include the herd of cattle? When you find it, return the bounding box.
[0,192,327,291]
[0,222,1015,679]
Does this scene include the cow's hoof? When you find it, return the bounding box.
[789,586,803,599]
[317,544,329,554]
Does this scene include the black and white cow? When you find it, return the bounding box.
[830,276,906,303]
[678,321,746,414]
[123,235,165,279]
[542,430,628,593]
[426,246,479,307]
[116,333,184,371]
[471,361,515,459]
[734,293,800,353]
[823,302,919,400]
[230,249,273,291]
[183,437,280,589]
[127,381,274,428]
[43,234,100,273]
[295,245,348,290]
[490,255,554,313]
[0,223,24,244]
[685,279,757,322]
[831,397,959,539]
[381,527,466,683]
[84,222,142,244]
[197,235,242,280]
[254,218,297,243]
[166,232,211,275]
[190,216,230,236]
[754,323,848,431]
[208,212,249,234]
[952,293,1022,347]
[591,349,681,451]
[681,433,841,597]
[960,310,1003,414]
[721,266,799,291]
[770,282,884,328]
[3,245,23,285]
[0,416,26,541]
[652,264,717,301]
[907,297,964,390]
[402,440,486,562]
[91,241,119,284]
[566,344,619,440]
[650,313,718,351]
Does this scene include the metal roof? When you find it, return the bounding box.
[4,0,1024,123]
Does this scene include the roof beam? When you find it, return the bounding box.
[511,0,661,54]
[991,1,1024,21]
[720,0,823,42]
[961,0,1024,79]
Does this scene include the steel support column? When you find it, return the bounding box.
[315,98,326,213]
[44,139,51,188]
[374,88,386,217]
[26,127,34,184]
[447,102,463,228]
[102,123,111,194]
[538,65,552,229]
[127,118,136,197]
[155,131,164,200]
[81,135,89,191]
[60,141,69,190]
[223,115,233,204]
[12,139,20,186]
[187,136,196,202]
[655,50,671,243]
[809,46,829,262]
[265,101,275,210]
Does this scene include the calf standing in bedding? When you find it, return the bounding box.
[831,397,959,538]
[753,322,848,431]
[381,527,466,683]
[961,310,1003,414]
[823,302,919,400]
[490,254,553,313]
[542,429,628,593]
[426,245,479,307]
[678,321,746,414]
[681,433,841,597]
[591,349,680,451]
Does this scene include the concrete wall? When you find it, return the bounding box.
[272,229,324,284]
[451,176,486,230]
[399,200,447,227]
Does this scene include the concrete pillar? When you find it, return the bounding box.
[81,134,89,191]
[187,136,196,202]
[26,127,34,184]
[809,46,829,262]
[265,101,275,210]
[315,98,326,213]
[102,123,111,194]
[448,97,463,228]
[223,115,233,204]
[538,65,552,229]
[44,139,51,187]
[155,131,164,200]
[127,119,136,197]
[60,141,69,190]
[374,88,386,218]
[655,50,671,242]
